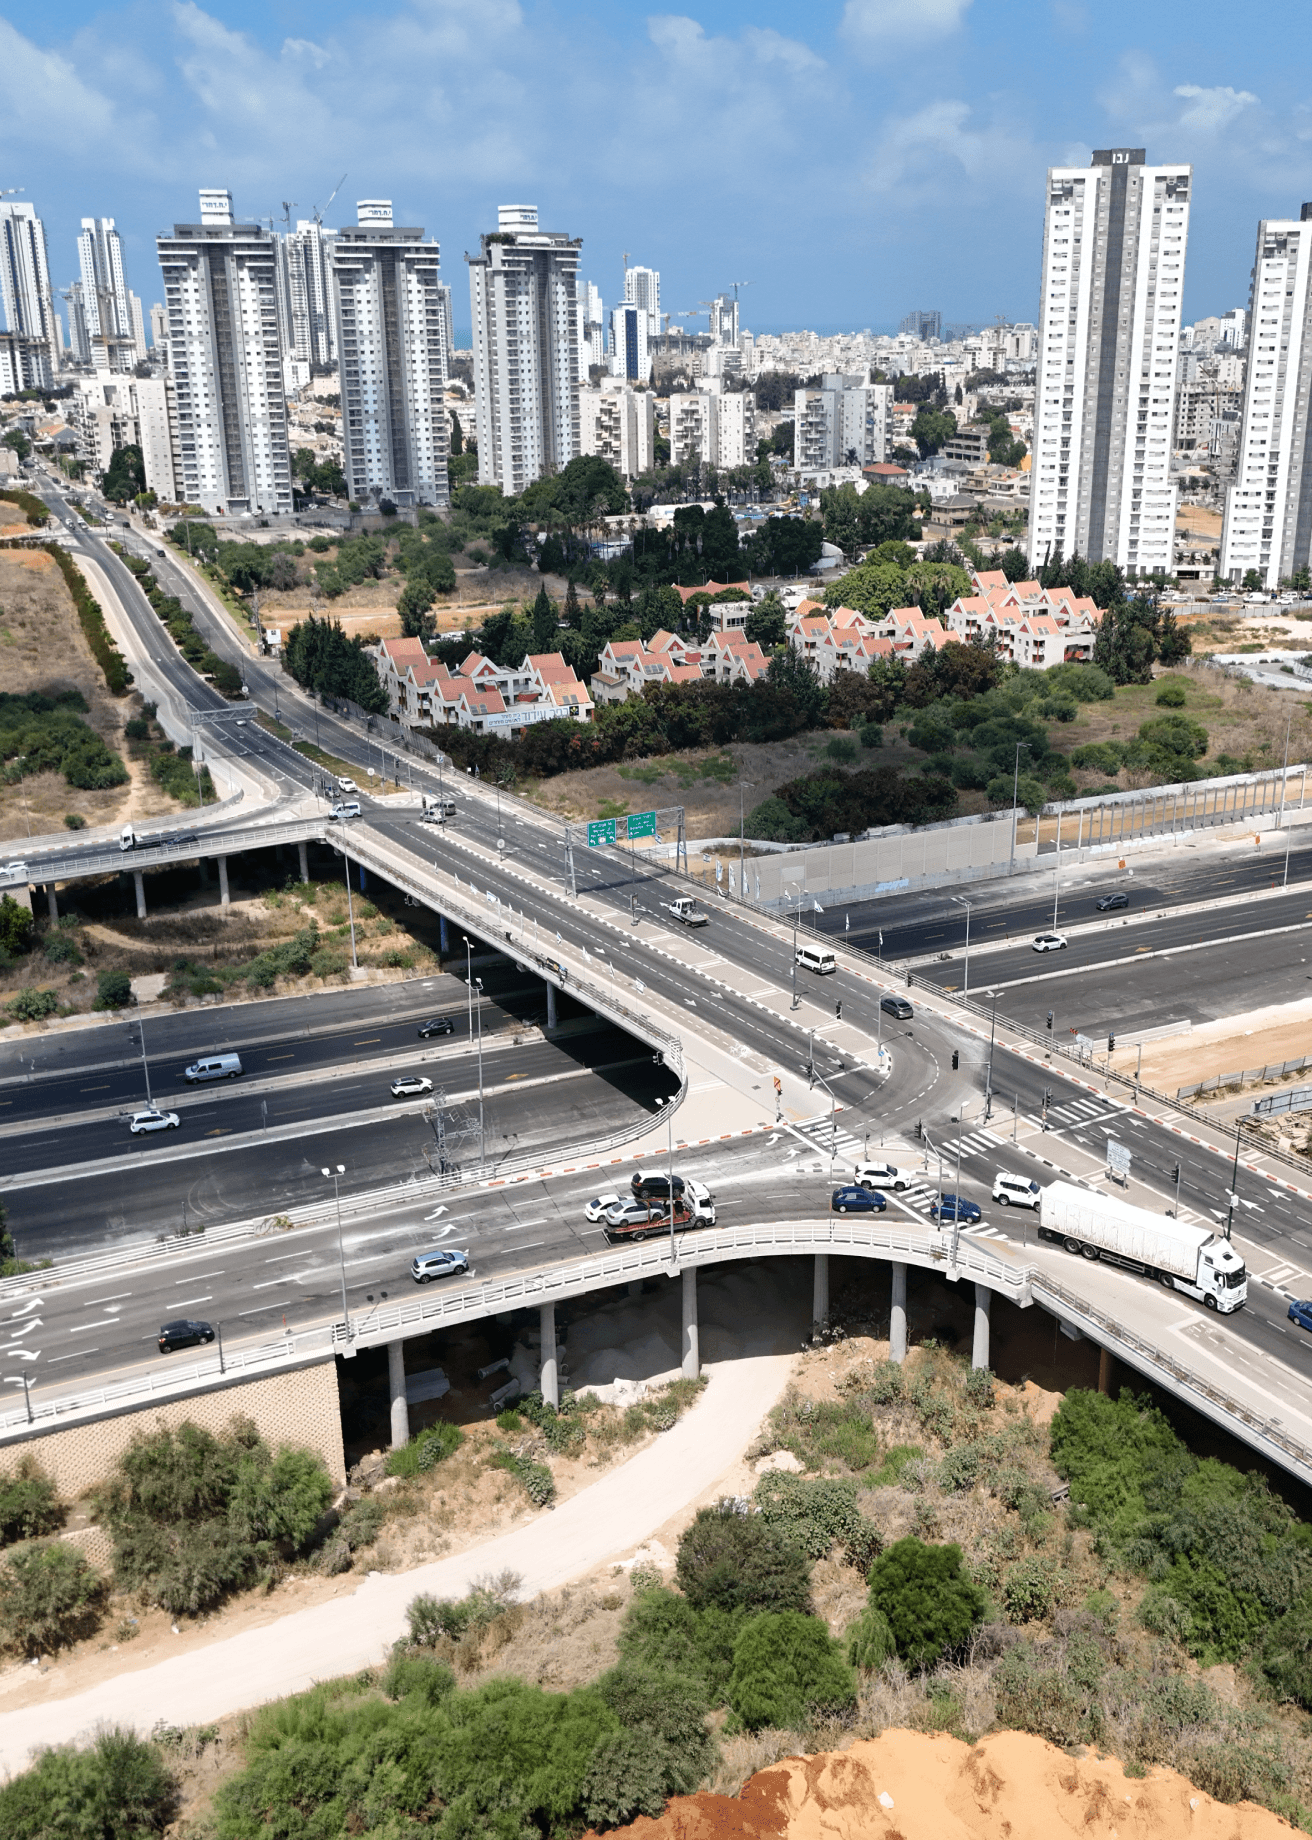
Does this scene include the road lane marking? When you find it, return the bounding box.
[90,1292,133,1304]
[173,1294,213,1305]
[265,1054,294,1062]
[48,1350,89,1362]
[175,1272,224,1282]
[80,1084,110,1091]
[354,1038,381,1045]
[69,1319,118,1333]
[238,1303,290,1315]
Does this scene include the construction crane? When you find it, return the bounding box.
[312,175,347,228]
[726,280,754,302]
[280,201,298,230]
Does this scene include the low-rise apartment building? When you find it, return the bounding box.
[374,638,593,733]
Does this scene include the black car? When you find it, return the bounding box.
[880,996,914,1020]
[1095,892,1130,912]
[158,1318,214,1354]
[417,1017,455,1038]
[631,1172,685,1201]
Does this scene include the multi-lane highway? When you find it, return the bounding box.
[11,468,1312,1447]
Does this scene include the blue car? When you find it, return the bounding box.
[1289,1300,1312,1333]
[831,1186,886,1215]
[930,1193,982,1224]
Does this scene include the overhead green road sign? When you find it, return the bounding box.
[624,809,657,840]
[587,818,617,847]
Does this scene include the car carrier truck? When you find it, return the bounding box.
[1038,1179,1247,1312]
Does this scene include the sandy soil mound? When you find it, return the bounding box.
[593,1728,1295,1839]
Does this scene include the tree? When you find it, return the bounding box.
[397,578,436,639]
[745,591,787,650]
[450,410,464,457]
[0,892,32,956]
[532,584,557,652]
[865,1537,986,1668]
[102,443,146,503]
[675,1501,811,1616]
[910,406,956,457]
[2,428,31,461]
[728,1610,856,1730]
[823,559,910,619]
[94,968,133,1010]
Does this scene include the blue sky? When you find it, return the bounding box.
[3,0,1310,341]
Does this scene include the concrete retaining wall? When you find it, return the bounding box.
[1,1358,345,1497]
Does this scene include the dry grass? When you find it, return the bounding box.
[0,552,190,840]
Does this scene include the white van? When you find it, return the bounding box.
[795,942,837,976]
[185,1052,243,1083]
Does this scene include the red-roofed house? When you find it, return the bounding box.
[704,632,770,685]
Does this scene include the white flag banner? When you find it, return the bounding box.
[729,869,736,895]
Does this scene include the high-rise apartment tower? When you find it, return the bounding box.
[0,201,56,368]
[1219,205,1312,590]
[329,200,450,509]
[468,204,581,496]
[1028,148,1191,578]
[155,189,292,517]
[624,265,660,339]
[76,217,138,371]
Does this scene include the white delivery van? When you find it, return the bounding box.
[795,942,837,976]
[185,1053,243,1083]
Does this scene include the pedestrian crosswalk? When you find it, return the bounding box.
[1047,1097,1126,1128]
[787,1120,1012,1243]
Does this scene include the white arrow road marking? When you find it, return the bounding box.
[424,1205,448,1220]
[7,1299,41,1319]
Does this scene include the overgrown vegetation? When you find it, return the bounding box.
[0,686,128,791]
[116,547,241,695]
[48,542,132,695]
[94,1417,334,1616]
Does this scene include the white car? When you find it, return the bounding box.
[390,1075,433,1098]
[0,861,28,880]
[993,1171,1041,1209]
[584,1192,624,1223]
[129,1108,181,1135]
[1031,932,1068,953]
[854,1161,912,1192]
[337,777,359,794]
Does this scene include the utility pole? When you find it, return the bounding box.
[321,1163,351,1348]
[1226,1120,1242,1239]
[950,894,972,999]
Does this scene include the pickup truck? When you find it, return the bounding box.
[663,897,709,928]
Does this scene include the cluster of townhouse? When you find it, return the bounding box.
[787,569,1103,681]
[590,628,770,702]
[374,638,595,735]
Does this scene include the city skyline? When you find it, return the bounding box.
[0,0,1308,338]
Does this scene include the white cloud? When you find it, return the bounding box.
[1173,83,1258,134]
[0,20,120,156]
[865,97,1033,199]
[840,0,972,59]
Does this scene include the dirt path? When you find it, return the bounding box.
[0,1349,793,1775]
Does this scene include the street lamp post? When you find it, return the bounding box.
[738,782,754,901]
[320,1163,351,1348]
[4,1373,32,1424]
[1226,1120,1243,1240]
[950,895,972,1000]
[130,1018,153,1108]
[462,934,486,1166]
[984,990,998,1120]
[341,830,359,970]
[1008,742,1025,876]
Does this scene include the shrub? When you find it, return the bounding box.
[865,1360,904,1404]
[0,1727,175,1839]
[1155,679,1188,706]
[47,545,132,694]
[825,735,859,763]
[1004,1555,1057,1623]
[0,1540,105,1655]
[581,1729,671,1829]
[754,1473,882,1571]
[847,1604,896,1672]
[386,1421,465,1477]
[616,1585,743,1704]
[676,1500,811,1615]
[0,1457,62,1545]
[94,968,133,1010]
[97,1418,333,1614]
[382,1652,456,1704]
[1261,1588,1312,1708]
[992,1643,1100,1748]
[63,812,86,830]
[728,1610,856,1731]
[43,933,82,966]
[7,986,58,1021]
[866,1537,987,1669]
[490,1446,555,1506]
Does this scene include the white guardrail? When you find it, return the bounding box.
[6,1221,1311,1491]
[0,818,325,890]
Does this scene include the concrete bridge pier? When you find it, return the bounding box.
[972,1284,992,1371]
[387,1340,409,1449]
[890,1262,908,1364]
[217,857,230,908]
[545,981,557,1029]
[812,1253,829,1335]
[298,841,309,883]
[440,914,449,953]
[682,1266,700,1379]
[45,885,57,924]
[540,1303,559,1408]
[133,871,146,920]
[359,865,368,893]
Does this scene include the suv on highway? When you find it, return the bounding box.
[993,1171,1041,1209]
[417,1018,455,1038]
[390,1075,434,1098]
[1095,892,1130,911]
[412,1247,470,1283]
[158,1319,214,1354]
[854,1161,912,1191]
[631,1172,685,1201]
[1031,933,1067,953]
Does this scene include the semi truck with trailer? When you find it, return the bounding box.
[1038,1179,1247,1312]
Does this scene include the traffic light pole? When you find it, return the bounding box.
[1172,1162,1182,1219]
